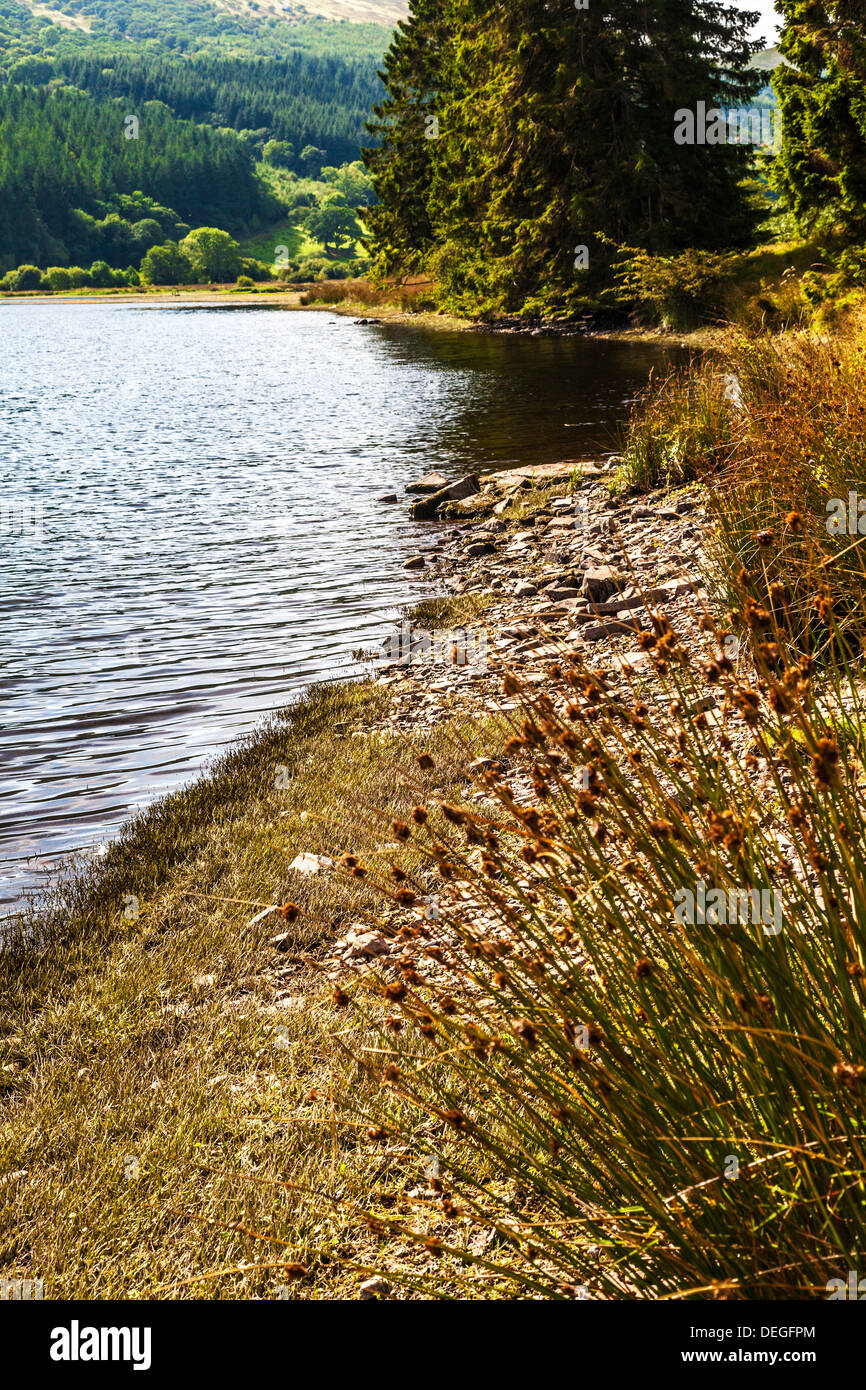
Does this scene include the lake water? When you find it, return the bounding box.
[0,302,685,910]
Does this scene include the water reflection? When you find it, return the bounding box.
[0,303,688,907]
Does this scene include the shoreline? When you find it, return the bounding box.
[0,451,718,1297]
[0,285,714,347]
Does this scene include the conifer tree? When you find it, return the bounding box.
[366,0,763,313]
[362,0,451,277]
[772,0,866,237]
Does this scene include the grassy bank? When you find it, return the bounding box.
[6,307,866,1301]
[302,314,866,1299]
[0,680,498,1299]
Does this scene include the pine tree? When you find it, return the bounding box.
[366,0,763,314]
[772,0,866,237]
[362,0,452,277]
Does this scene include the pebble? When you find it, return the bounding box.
[359,1276,391,1300]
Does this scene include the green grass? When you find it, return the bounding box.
[612,360,735,494]
[408,592,503,630]
[238,219,310,264]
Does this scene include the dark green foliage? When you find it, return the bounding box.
[139,240,192,285]
[263,140,294,168]
[46,50,383,169]
[771,1,866,238]
[305,201,361,253]
[363,0,445,277]
[0,84,274,267]
[87,259,115,288]
[366,0,764,314]
[0,0,390,268]
[179,225,241,280]
[12,262,42,290]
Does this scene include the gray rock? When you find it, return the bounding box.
[590,587,668,615]
[657,578,698,600]
[465,540,495,557]
[348,932,390,958]
[581,566,626,603]
[359,1276,391,1300]
[377,493,399,504]
[410,475,482,519]
[406,472,449,496]
[469,756,497,773]
[583,619,638,641]
[514,581,538,598]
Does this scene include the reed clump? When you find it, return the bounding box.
[614,360,737,494]
[299,278,434,312]
[706,315,866,650]
[327,570,866,1299]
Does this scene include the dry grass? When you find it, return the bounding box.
[320,573,866,1299]
[613,360,736,495]
[407,592,503,631]
[299,277,435,313]
[0,681,497,1298]
[706,310,866,649]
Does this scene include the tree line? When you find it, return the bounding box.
[16,48,384,170]
[364,0,866,315]
[0,85,277,270]
[0,0,389,271]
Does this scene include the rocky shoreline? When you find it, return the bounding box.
[322,458,715,972]
[375,457,708,735]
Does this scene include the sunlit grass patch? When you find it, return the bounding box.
[408,593,503,630]
[613,359,735,495]
[0,682,500,1299]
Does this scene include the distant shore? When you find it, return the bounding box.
[0,283,714,346]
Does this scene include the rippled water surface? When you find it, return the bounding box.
[0,303,685,909]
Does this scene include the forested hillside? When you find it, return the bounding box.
[0,0,390,271]
[10,0,392,58]
[0,85,278,266]
[40,50,382,163]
